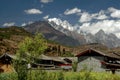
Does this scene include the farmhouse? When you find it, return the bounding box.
[76,48,120,72]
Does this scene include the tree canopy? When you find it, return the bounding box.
[17,33,47,58]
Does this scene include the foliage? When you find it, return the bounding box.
[0,71,120,80]
[13,60,28,80]
[13,33,47,80]
[18,32,47,59]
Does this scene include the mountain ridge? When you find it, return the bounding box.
[24,21,80,47]
[0,25,120,56]
[48,20,120,48]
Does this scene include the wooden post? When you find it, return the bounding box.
[111,69,115,74]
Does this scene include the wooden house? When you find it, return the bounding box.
[76,48,120,73]
[32,54,72,70]
[0,53,16,73]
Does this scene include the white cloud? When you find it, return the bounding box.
[108,7,120,18]
[79,12,92,23]
[43,15,49,20]
[79,10,108,23]
[2,22,15,27]
[21,23,27,26]
[111,10,120,18]
[48,16,120,38]
[96,14,108,20]
[47,7,120,38]
[79,20,120,38]
[95,10,108,20]
[64,7,81,15]
[77,7,120,38]
[24,8,42,14]
[40,0,53,3]
[21,21,33,26]
[108,7,117,12]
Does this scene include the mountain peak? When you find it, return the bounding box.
[24,20,120,48]
[24,21,80,46]
[48,18,74,31]
[96,29,105,35]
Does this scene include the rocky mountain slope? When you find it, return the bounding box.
[48,20,120,48]
[24,21,80,46]
[85,30,120,48]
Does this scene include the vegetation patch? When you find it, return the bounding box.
[0,71,120,80]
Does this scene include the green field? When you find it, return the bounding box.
[0,70,120,80]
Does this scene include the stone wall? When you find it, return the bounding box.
[77,56,105,72]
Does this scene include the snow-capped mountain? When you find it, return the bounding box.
[48,18,86,45]
[48,18,74,32]
[24,21,80,46]
[48,18,120,48]
[85,30,120,47]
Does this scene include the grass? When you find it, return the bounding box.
[0,72,17,80]
[0,70,120,80]
[64,71,120,80]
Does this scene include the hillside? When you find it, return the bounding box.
[0,26,120,56]
[0,26,31,39]
[0,26,32,54]
[0,26,74,56]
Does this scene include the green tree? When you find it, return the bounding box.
[13,33,47,80]
[18,33,47,58]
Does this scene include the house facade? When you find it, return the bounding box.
[77,56,105,72]
[76,48,120,72]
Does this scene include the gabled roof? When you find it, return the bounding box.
[75,48,106,57]
[75,48,120,60]
[0,53,17,60]
[0,53,27,61]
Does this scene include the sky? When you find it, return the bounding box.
[1,0,120,38]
